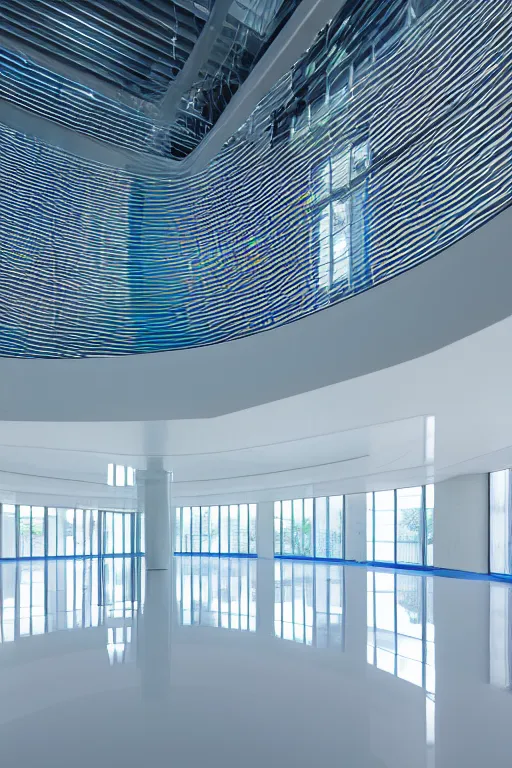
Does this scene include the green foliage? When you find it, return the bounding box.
[400,507,433,544]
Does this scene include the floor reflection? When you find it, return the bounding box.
[490,581,512,689]
[0,557,144,650]
[274,561,344,647]
[3,557,512,767]
[367,571,435,692]
[175,556,257,630]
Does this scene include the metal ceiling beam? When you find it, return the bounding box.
[116,0,211,24]
[158,0,234,123]
[0,0,350,177]
[0,33,142,110]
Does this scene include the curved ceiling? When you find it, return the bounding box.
[0,206,510,422]
[1,306,512,504]
[0,0,345,174]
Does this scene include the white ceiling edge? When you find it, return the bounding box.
[0,0,347,178]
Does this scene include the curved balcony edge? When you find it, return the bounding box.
[0,205,511,422]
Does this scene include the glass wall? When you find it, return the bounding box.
[274,561,344,648]
[0,556,143,643]
[0,0,509,359]
[490,469,512,576]
[175,505,257,555]
[0,504,140,559]
[367,570,435,693]
[367,485,434,566]
[274,496,344,559]
[175,556,257,630]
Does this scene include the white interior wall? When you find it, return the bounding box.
[434,474,489,573]
[256,500,275,559]
[345,493,367,562]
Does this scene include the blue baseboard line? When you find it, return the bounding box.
[275,554,509,582]
[0,552,145,562]
[173,552,257,559]
[1,551,510,583]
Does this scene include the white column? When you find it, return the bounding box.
[345,493,367,562]
[434,474,489,573]
[257,500,275,559]
[139,457,171,570]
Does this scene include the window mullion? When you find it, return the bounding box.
[394,489,398,565]
[421,485,427,566]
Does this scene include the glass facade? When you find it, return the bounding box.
[0,0,509,357]
[274,560,344,647]
[312,142,369,295]
[175,505,257,555]
[490,469,511,576]
[367,571,435,693]
[0,504,141,559]
[274,496,344,559]
[175,556,257,630]
[366,485,434,566]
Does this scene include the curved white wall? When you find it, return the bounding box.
[0,206,511,422]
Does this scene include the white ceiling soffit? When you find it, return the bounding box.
[0,0,348,178]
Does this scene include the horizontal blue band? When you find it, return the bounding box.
[274,554,508,582]
[174,552,257,558]
[2,552,509,584]
[0,552,144,562]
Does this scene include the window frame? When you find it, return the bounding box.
[175,504,257,556]
[367,485,434,567]
[274,495,345,560]
[310,138,370,294]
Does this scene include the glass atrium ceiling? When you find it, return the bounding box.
[0,0,301,159]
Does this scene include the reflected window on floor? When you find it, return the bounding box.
[175,556,257,631]
[490,582,512,689]
[0,556,143,640]
[274,495,344,559]
[274,561,344,647]
[367,571,435,692]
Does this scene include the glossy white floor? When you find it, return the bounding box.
[0,556,511,767]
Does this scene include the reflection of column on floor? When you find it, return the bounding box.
[139,570,171,700]
[257,558,274,638]
[341,566,374,766]
[344,566,367,660]
[345,493,367,562]
[138,457,171,570]
[435,578,490,768]
[140,568,173,759]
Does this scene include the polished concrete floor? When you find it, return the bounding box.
[0,556,510,767]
